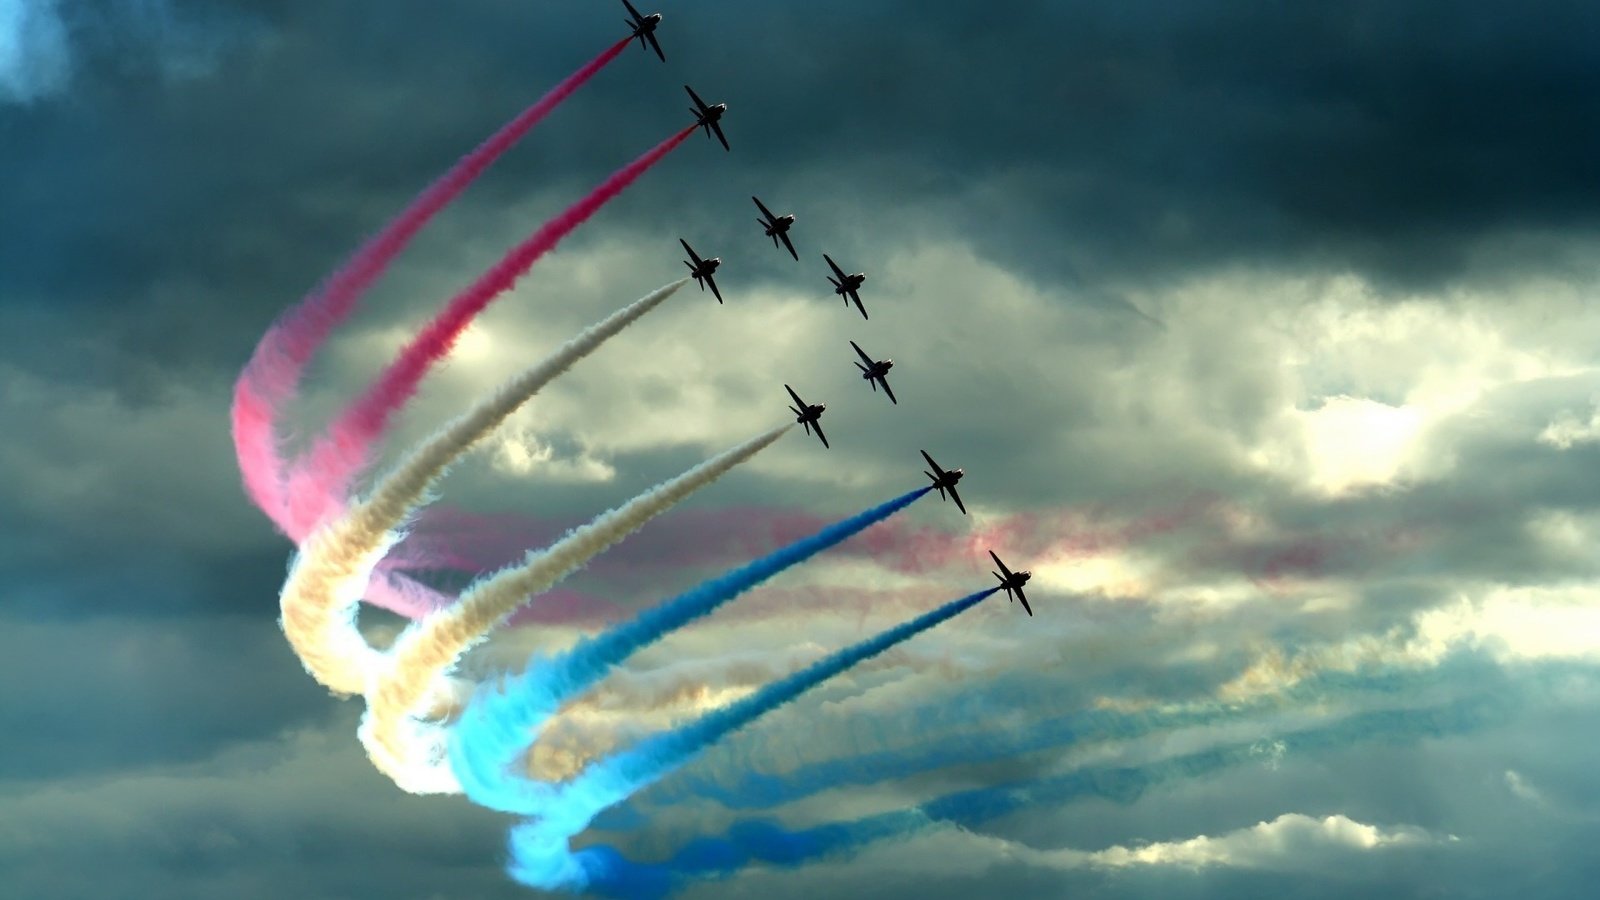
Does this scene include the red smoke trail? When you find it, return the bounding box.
[285,124,698,508]
[230,37,631,537]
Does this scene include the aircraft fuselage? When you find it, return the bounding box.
[1002,571,1031,591]
[862,359,892,379]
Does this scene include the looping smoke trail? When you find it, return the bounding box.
[360,422,794,794]
[448,487,937,811]
[499,587,1000,894]
[231,38,631,532]
[286,124,699,515]
[278,280,688,701]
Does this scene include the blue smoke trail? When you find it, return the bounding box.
[586,679,1517,895]
[640,657,1477,814]
[448,486,934,813]
[503,585,1001,894]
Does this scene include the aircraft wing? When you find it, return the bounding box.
[684,84,708,112]
[811,419,830,449]
[710,119,730,151]
[679,238,701,264]
[623,0,644,20]
[777,230,798,260]
[824,253,847,280]
[785,384,807,408]
[644,30,665,61]
[1016,587,1033,616]
[851,340,876,367]
[752,195,776,221]
[920,450,945,477]
[705,273,723,303]
[850,291,868,320]
[946,482,966,514]
[989,550,1013,579]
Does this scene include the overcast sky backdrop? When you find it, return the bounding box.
[4,1,1600,898]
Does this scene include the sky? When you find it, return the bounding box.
[4,0,1600,897]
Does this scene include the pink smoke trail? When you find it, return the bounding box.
[230,37,632,536]
[284,124,699,520]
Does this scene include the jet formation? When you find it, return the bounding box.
[686,84,730,151]
[850,340,896,404]
[921,450,966,515]
[754,196,798,260]
[631,2,1037,616]
[824,253,870,320]
[622,0,665,61]
[989,551,1033,616]
[680,239,723,302]
[784,385,829,448]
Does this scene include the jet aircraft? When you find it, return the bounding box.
[621,0,665,61]
[989,550,1033,615]
[920,450,966,514]
[784,384,829,448]
[754,196,798,260]
[850,340,897,404]
[680,238,723,302]
[824,253,868,319]
[686,84,729,151]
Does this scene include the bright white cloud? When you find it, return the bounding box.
[1408,587,1600,664]
[1081,812,1443,870]
[1288,395,1425,495]
[851,813,1445,882]
[490,427,616,483]
[1538,402,1600,449]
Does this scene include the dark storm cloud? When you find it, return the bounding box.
[7,0,1600,388]
[0,613,331,780]
[3,5,1599,899]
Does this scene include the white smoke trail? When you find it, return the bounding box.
[277,279,689,700]
[360,422,794,793]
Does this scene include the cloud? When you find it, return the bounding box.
[1080,813,1444,870]
[0,0,70,103]
[0,0,255,106]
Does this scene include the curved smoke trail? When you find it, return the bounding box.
[285,125,698,518]
[494,587,1000,894]
[278,280,688,704]
[360,422,795,794]
[448,487,936,811]
[232,38,631,532]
